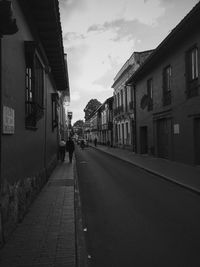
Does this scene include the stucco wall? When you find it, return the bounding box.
[0,1,59,241]
[136,30,200,164]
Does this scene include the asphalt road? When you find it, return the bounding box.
[75,145,200,267]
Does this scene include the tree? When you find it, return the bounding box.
[73,120,84,128]
[73,120,84,136]
[84,99,102,120]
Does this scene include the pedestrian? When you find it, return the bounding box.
[80,139,85,150]
[66,137,75,163]
[94,137,97,147]
[59,139,66,162]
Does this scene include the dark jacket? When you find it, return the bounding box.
[66,139,75,153]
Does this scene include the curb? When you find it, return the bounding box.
[91,146,200,196]
[73,156,88,267]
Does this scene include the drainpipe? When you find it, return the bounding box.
[133,83,137,153]
[0,35,2,190]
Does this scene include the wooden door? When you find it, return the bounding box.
[157,118,172,159]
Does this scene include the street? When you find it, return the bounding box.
[75,145,200,267]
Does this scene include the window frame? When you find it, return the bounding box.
[185,45,199,98]
[51,93,59,131]
[147,78,153,111]
[24,41,45,129]
[163,65,172,106]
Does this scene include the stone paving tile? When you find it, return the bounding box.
[0,161,76,267]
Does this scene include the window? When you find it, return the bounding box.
[147,78,153,111]
[163,65,172,106]
[24,41,44,128]
[128,85,134,110]
[125,86,128,112]
[185,46,199,98]
[126,122,129,144]
[120,90,124,111]
[117,93,120,107]
[52,93,58,131]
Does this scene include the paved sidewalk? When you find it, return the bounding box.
[0,160,76,267]
[91,144,200,194]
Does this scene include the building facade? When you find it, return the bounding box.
[0,0,69,243]
[127,2,200,165]
[112,51,153,150]
[99,97,113,146]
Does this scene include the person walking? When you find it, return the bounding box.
[59,139,66,162]
[94,137,97,147]
[80,139,85,150]
[66,137,75,163]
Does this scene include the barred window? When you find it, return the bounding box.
[24,41,44,128]
[163,65,172,106]
[52,93,58,131]
[185,46,199,98]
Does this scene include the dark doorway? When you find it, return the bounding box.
[122,123,124,145]
[194,118,200,165]
[140,126,148,154]
[157,118,172,159]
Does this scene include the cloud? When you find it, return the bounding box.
[71,91,81,101]
[64,32,86,42]
[61,0,165,36]
[60,0,200,122]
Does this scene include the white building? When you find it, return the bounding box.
[112,50,153,150]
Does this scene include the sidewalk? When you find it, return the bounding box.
[92,144,200,194]
[0,160,76,267]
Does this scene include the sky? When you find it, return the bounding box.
[59,0,199,123]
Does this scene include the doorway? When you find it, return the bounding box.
[157,118,172,159]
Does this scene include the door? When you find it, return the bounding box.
[122,123,124,145]
[140,126,148,154]
[194,118,200,165]
[157,118,172,159]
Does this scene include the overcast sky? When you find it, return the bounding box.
[59,0,199,123]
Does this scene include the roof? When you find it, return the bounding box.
[18,0,69,94]
[126,1,200,84]
[112,50,153,88]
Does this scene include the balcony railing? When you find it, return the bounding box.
[25,101,44,127]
